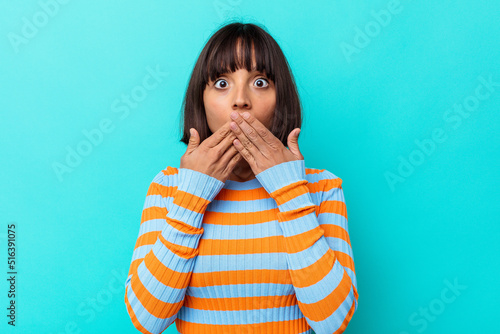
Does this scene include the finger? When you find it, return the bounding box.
[230,111,276,148]
[224,151,242,175]
[221,144,239,164]
[230,119,263,158]
[232,138,254,165]
[214,130,237,154]
[205,121,233,148]
[186,128,200,154]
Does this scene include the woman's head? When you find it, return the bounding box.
[180,22,302,148]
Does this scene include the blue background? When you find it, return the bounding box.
[1,0,499,333]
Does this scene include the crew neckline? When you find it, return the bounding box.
[224,176,261,189]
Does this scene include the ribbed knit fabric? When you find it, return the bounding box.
[124,159,358,334]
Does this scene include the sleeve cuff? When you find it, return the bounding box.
[177,168,224,202]
[255,159,306,195]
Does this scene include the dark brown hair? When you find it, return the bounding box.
[179,21,302,148]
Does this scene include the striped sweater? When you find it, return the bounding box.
[124,159,358,334]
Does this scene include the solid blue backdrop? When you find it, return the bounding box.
[1,0,498,333]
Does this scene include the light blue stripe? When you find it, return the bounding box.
[306,284,355,334]
[160,221,202,250]
[137,219,165,233]
[143,194,166,209]
[286,240,331,270]
[345,267,358,291]
[318,213,348,230]
[325,237,353,258]
[191,243,331,272]
[278,192,315,212]
[224,177,262,190]
[208,196,277,212]
[306,169,340,184]
[202,220,281,239]
[126,281,177,333]
[319,187,344,202]
[193,253,290,272]
[151,241,197,274]
[277,212,323,237]
[165,202,204,229]
[186,282,294,299]
[294,259,345,304]
[177,303,305,325]
[132,244,153,261]
[136,261,185,303]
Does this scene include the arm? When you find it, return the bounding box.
[255,159,358,334]
[124,167,224,334]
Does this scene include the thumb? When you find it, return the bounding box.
[187,128,200,153]
[287,128,301,155]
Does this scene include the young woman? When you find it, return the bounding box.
[124,22,358,334]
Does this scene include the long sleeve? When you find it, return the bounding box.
[124,167,224,334]
[255,159,359,334]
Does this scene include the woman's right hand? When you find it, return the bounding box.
[180,121,242,183]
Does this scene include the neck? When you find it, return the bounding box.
[228,159,255,182]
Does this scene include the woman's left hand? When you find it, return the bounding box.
[229,111,304,175]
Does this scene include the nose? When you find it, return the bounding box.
[232,84,251,111]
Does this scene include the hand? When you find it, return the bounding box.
[229,111,304,175]
[180,121,242,183]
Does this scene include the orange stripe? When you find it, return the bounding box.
[195,226,328,256]
[144,250,193,289]
[167,217,204,234]
[175,316,310,334]
[289,250,334,288]
[353,285,359,303]
[216,186,271,201]
[197,234,284,255]
[334,250,356,273]
[127,258,142,279]
[164,179,344,229]
[270,180,309,206]
[283,224,325,253]
[130,256,186,319]
[323,224,352,246]
[124,285,154,334]
[135,231,160,250]
[140,206,168,225]
[202,208,280,225]
[297,269,352,322]
[189,268,293,287]
[158,231,199,260]
[172,189,211,214]
[317,200,347,220]
[183,293,298,311]
[277,205,317,222]
[306,168,326,175]
[323,177,343,191]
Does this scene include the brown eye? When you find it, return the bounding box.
[255,78,269,88]
[214,79,228,89]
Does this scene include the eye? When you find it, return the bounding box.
[213,77,270,89]
[214,79,228,89]
[255,77,269,88]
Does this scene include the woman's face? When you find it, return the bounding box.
[203,62,276,134]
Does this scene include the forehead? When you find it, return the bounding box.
[205,36,273,84]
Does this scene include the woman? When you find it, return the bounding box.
[124,22,358,334]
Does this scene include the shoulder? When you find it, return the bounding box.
[147,166,179,197]
[305,165,343,187]
[305,165,344,204]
